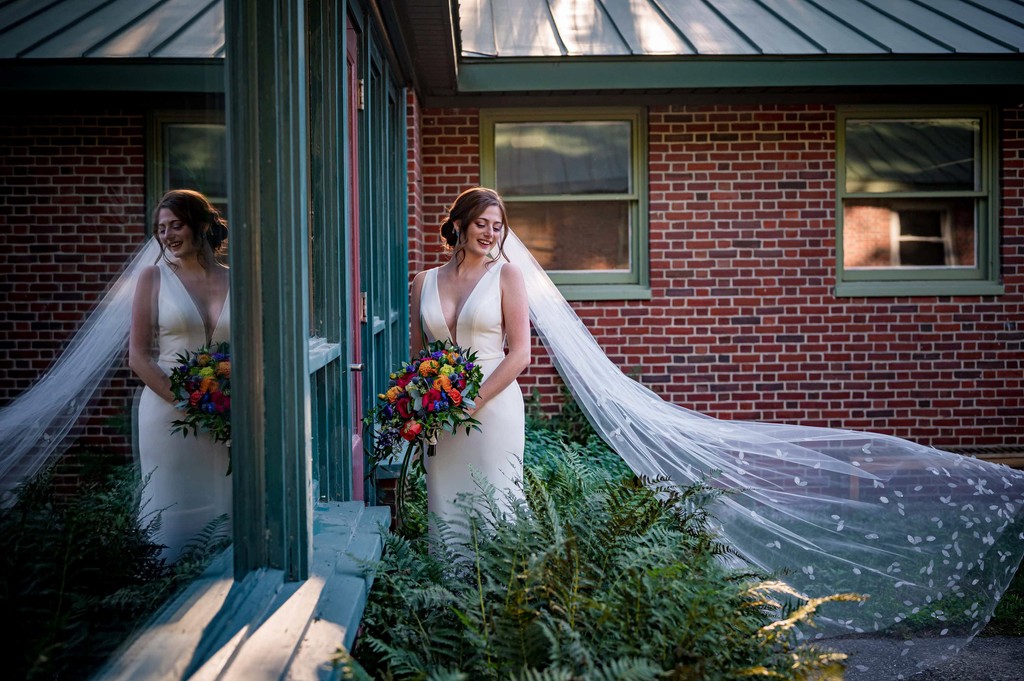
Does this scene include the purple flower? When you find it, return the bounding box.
[466,362,474,370]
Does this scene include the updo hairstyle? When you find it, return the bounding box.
[440,187,510,266]
[153,189,228,269]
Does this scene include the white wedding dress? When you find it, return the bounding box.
[417,262,525,525]
[137,260,232,561]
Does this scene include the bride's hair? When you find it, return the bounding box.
[153,189,228,270]
[440,187,510,267]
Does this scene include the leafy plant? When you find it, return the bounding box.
[0,450,229,680]
[356,427,855,680]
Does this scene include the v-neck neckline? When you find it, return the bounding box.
[166,264,228,346]
[433,263,500,346]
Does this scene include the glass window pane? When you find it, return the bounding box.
[845,119,978,193]
[495,121,630,196]
[166,123,228,209]
[510,201,630,271]
[843,198,976,269]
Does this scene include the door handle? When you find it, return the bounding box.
[349,363,364,371]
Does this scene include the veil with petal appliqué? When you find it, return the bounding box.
[2,230,1021,678]
[503,230,1024,679]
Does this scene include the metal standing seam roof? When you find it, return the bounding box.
[2,0,1023,96]
[0,0,225,59]
[458,0,1024,58]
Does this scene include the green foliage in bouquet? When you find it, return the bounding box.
[356,428,857,680]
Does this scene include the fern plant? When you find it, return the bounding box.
[0,449,230,680]
[357,428,854,680]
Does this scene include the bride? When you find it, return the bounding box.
[1,184,1021,677]
[128,189,232,561]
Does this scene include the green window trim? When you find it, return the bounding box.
[834,105,1003,298]
[480,107,649,301]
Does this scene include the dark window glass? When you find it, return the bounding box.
[510,201,630,271]
[495,121,630,196]
[845,119,978,193]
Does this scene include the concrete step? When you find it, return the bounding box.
[94,501,390,681]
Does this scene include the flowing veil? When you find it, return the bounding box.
[0,237,161,502]
[503,230,1024,677]
[2,225,1021,677]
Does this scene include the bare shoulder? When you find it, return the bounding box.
[499,261,525,287]
[136,265,160,290]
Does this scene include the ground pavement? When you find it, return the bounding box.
[840,635,1023,680]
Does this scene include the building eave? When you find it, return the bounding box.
[456,54,1024,95]
[0,59,224,92]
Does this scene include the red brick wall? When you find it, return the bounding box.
[413,104,1023,452]
[0,108,148,479]
[406,91,425,278]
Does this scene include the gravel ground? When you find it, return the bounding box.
[837,635,1023,680]
[908,636,1023,681]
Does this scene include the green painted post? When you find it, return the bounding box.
[225,0,313,581]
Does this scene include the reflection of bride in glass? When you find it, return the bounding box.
[128,189,232,561]
[0,181,1021,677]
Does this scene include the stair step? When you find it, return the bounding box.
[95,502,390,680]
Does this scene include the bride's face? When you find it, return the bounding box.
[157,208,199,260]
[460,205,504,259]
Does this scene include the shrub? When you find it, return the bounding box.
[0,450,229,680]
[356,428,853,680]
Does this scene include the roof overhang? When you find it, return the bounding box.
[456,55,1024,94]
[0,59,223,92]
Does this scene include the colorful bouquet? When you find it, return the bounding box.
[365,339,484,521]
[169,341,232,472]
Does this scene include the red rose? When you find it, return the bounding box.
[424,388,443,412]
[396,397,413,419]
[189,390,203,407]
[401,421,422,441]
[212,391,230,414]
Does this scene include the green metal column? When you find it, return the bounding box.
[225,0,313,581]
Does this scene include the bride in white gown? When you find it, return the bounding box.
[1,182,1020,677]
[408,187,531,527]
[129,189,231,561]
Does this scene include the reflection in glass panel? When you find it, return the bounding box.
[843,198,975,268]
[496,121,630,196]
[510,201,629,271]
[845,119,978,193]
[166,123,228,211]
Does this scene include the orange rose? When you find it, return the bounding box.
[200,377,219,393]
[401,421,423,441]
[447,388,462,406]
[216,361,231,378]
[433,375,452,391]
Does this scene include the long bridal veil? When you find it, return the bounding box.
[0,237,161,502]
[503,230,1024,678]
[3,224,1021,677]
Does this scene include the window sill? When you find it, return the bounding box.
[834,279,1005,297]
[557,283,652,301]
